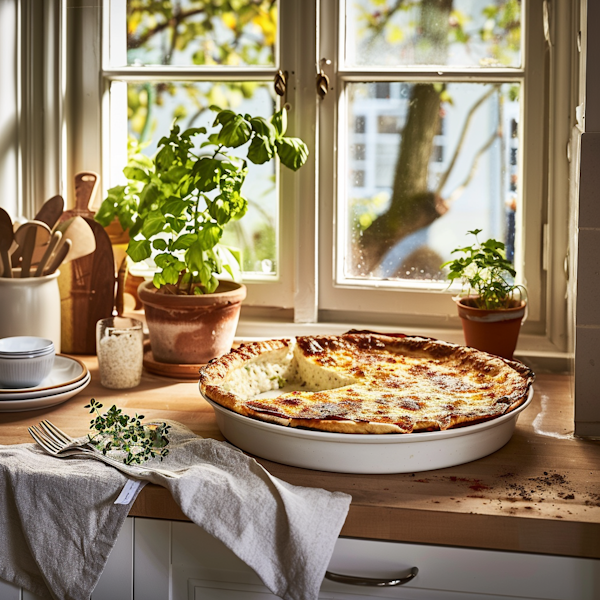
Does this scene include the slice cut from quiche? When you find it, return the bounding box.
[199,333,534,434]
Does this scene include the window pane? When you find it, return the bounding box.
[126,0,277,67]
[345,81,520,282]
[345,0,521,68]
[126,81,278,276]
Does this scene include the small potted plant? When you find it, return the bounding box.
[441,229,526,360]
[95,107,308,365]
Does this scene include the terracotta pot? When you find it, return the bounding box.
[455,297,526,360]
[138,280,246,364]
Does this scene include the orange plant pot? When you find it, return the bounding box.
[455,297,526,360]
[138,280,246,365]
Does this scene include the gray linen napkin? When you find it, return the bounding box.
[0,421,351,600]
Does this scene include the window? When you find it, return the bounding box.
[71,0,572,354]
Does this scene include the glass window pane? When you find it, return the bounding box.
[345,0,522,68]
[345,81,520,282]
[126,0,277,67]
[126,80,278,276]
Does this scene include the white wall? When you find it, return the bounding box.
[0,0,21,218]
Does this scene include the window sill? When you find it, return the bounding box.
[125,307,571,374]
[235,312,572,375]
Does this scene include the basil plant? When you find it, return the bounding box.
[96,107,308,294]
[441,229,526,310]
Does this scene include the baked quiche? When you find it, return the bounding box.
[199,332,534,434]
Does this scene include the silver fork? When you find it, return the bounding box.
[28,420,180,479]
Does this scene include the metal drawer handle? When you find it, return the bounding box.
[325,566,418,587]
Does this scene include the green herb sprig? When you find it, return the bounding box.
[84,399,171,465]
[441,229,525,310]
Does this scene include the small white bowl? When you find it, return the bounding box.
[0,351,56,388]
[0,336,54,357]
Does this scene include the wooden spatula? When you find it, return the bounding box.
[13,221,52,278]
[54,216,96,263]
[11,195,65,268]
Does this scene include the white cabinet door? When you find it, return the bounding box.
[92,516,134,600]
[136,520,600,600]
[324,537,600,600]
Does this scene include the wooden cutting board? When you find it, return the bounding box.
[57,172,116,354]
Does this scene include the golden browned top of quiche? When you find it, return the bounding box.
[199,333,534,434]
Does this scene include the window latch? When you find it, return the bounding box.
[274,69,288,105]
[316,58,331,99]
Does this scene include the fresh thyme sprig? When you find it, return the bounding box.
[84,398,171,465]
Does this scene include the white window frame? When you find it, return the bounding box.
[318,2,545,325]
[66,0,576,365]
[99,0,316,311]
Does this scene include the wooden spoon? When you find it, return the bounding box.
[34,230,63,277]
[0,208,14,278]
[13,221,52,278]
[54,216,96,263]
[10,195,65,268]
[35,194,65,230]
[44,239,72,276]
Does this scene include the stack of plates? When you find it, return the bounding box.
[0,355,90,412]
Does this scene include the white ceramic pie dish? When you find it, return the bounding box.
[201,386,534,474]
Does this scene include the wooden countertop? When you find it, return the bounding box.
[1,358,599,560]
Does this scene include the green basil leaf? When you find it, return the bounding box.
[155,146,175,170]
[271,109,287,137]
[212,109,236,126]
[127,239,151,262]
[138,183,160,212]
[123,166,148,182]
[163,165,190,184]
[250,117,276,141]
[276,137,309,171]
[94,200,117,227]
[152,238,168,251]
[141,211,166,238]
[193,157,220,191]
[217,114,252,148]
[154,253,172,268]
[247,134,275,165]
[162,264,181,285]
[152,272,166,288]
[181,127,206,139]
[197,222,223,250]
[186,241,204,274]
[171,233,197,250]
[161,198,187,217]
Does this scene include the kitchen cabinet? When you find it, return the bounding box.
[100,518,600,600]
[7,515,595,599]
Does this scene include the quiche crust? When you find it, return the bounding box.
[199,333,535,435]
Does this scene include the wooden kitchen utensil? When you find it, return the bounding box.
[57,172,115,354]
[13,221,52,277]
[59,172,99,222]
[55,216,96,263]
[44,239,72,275]
[0,208,14,278]
[10,195,65,269]
[35,231,63,277]
[35,194,65,230]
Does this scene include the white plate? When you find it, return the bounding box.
[202,387,534,474]
[0,373,91,412]
[0,355,87,395]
